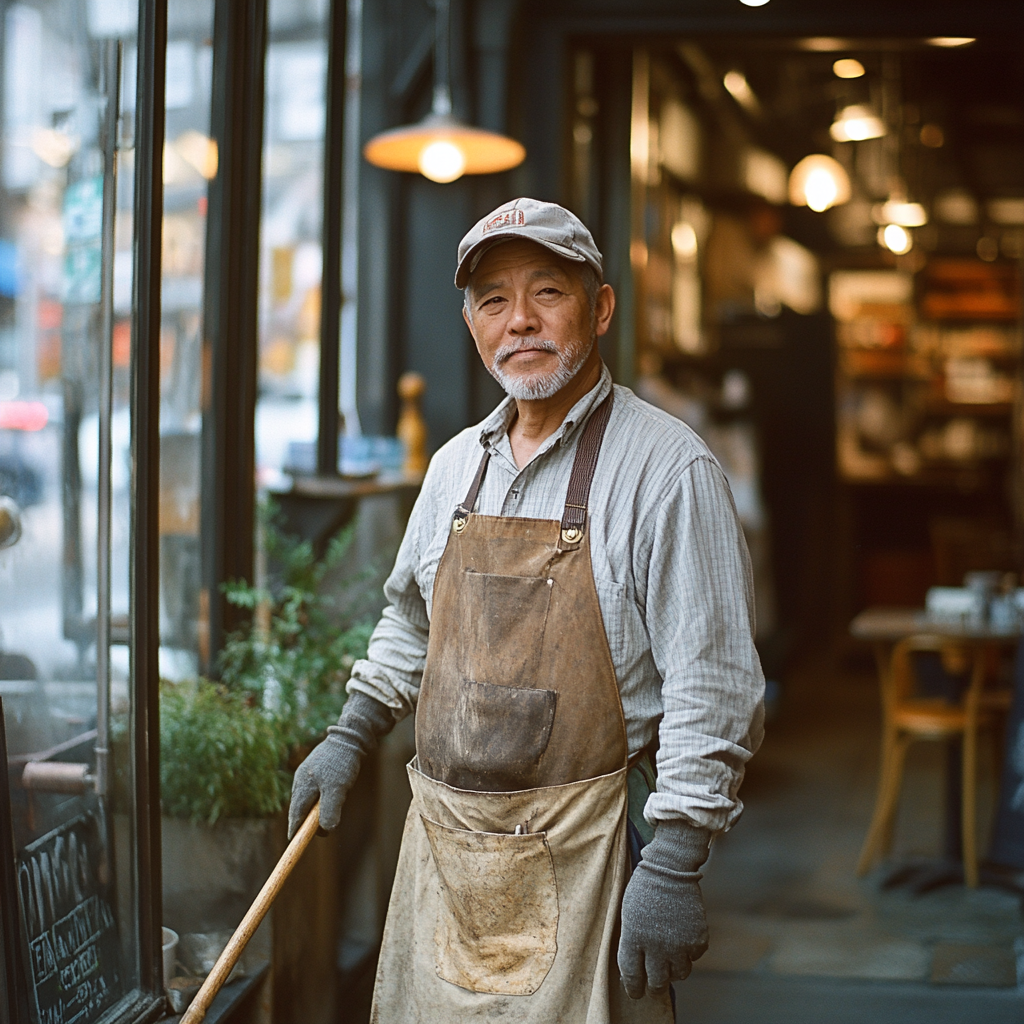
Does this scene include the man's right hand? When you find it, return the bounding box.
[287,692,395,839]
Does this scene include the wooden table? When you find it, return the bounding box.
[850,606,1022,893]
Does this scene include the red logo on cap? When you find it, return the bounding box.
[482,209,526,234]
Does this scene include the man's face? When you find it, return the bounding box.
[463,239,612,401]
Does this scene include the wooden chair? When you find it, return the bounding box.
[856,634,995,887]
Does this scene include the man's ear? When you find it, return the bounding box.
[594,283,616,338]
[462,303,476,340]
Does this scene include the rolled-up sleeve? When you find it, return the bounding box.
[642,456,765,832]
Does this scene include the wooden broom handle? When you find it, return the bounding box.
[179,802,321,1024]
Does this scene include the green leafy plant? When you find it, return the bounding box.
[159,679,290,823]
[219,504,376,753]
[158,504,378,823]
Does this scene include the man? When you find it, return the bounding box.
[289,198,764,1022]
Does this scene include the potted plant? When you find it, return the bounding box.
[158,506,377,1021]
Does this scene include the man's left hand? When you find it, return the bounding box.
[617,820,712,999]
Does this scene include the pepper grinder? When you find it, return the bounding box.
[397,371,428,475]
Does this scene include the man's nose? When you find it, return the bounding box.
[508,295,540,334]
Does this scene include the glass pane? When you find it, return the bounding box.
[0,0,140,1018]
[256,0,329,484]
[158,1,214,683]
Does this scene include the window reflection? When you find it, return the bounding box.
[0,0,140,1013]
[257,1,329,484]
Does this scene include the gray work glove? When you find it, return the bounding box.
[288,691,395,839]
[617,820,711,999]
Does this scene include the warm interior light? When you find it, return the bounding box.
[919,124,944,148]
[874,199,927,227]
[418,140,466,183]
[832,58,865,79]
[788,154,851,212]
[176,130,218,180]
[926,37,975,47]
[364,115,525,182]
[798,38,850,52]
[723,70,759,114]
[671,222,699,259]
[738,0,771,7]
[830,105,886,142]
[879,224,912,254]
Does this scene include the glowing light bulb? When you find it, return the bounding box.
[879,224,912,255]
[738,0,771,6]
[830,105,886,142]
[788,154,850,212]
[832,58,865,79]
[671,222,698,259]
[926,37,975,48]
[418,141,466,183]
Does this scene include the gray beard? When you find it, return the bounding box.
[489,336,592,401]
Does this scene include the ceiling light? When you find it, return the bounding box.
[417,139,465,183]
[987,198,1024,226]
[832,59,865,79]
[723,70,760,114]
[874,199,927,227]
[738,0,771,7]
[830,105,886,142]
[935,189,978,225]
[879,224,912,255]
[926,37,976,47]
[788,154,851,212]
[363,0,524,182]
[798,38,850,52]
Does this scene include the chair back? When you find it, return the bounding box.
[887,634,985,719]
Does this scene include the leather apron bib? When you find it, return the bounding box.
[371,395,673,1024]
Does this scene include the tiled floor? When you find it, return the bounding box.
[678,651,1024,1022]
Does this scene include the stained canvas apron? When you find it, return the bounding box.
[371,394,673,1024]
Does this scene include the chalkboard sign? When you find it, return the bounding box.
[17,811,124,1024]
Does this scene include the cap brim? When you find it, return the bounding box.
[455,232,586,288]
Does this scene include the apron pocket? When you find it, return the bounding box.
[444,679,557,790]
[460,571,553,685]
[421,815,558,996]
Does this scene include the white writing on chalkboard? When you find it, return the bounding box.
[17,812,122,1024]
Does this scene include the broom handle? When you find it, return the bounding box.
[179,802,321,1024]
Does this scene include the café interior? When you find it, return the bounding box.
[1,1,1023,1022]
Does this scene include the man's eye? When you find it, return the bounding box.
[481,296,504,308]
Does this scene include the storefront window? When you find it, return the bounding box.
[0,1,147,1019]
[256,0,329,485]
[157,0,215,682]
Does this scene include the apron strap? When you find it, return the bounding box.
[452,389,614,536]
[560,391,613,543]
[454,449,491,523]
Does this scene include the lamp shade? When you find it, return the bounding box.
[364,114,526,183]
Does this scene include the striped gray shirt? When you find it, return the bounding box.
[349,364,765,831]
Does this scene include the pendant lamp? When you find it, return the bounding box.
[363,0,525,183]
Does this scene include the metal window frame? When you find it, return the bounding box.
[316,0,347,476]
[201,0,269,662]
[129,0,169,1009]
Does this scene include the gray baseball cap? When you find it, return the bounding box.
[455,197,604,288]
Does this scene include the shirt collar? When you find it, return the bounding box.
[478,362,613,452]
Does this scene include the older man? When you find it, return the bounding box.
[289,198,764,1022]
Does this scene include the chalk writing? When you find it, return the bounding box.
[17,812,123,1024]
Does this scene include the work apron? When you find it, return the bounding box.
[371,394,673,1024]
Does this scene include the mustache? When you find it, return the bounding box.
[493,338,559,367]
